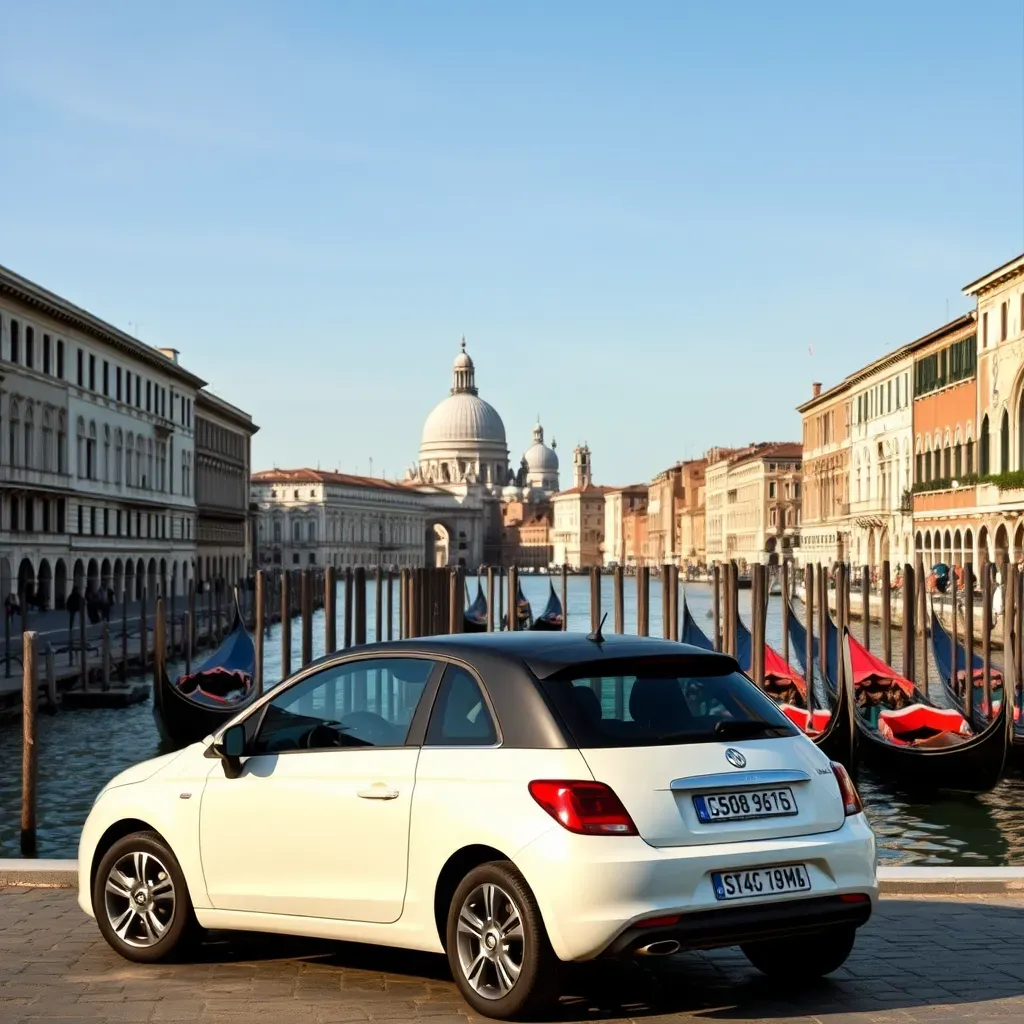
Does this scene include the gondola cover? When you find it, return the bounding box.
[153,617,258,749]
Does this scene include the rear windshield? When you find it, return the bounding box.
[539,659,797,748]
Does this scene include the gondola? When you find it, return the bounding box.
[842,626,1010,794]
[501,580,533,630]
[681,596,855,770]
[530,581,563,631]
[153,608,258,749]
[463,579,488,633]
[929,604,1021,759]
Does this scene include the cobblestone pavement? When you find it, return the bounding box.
[3,888,1024,1023]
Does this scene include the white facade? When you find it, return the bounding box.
[253,471,429,570]
[0,267,212,607]
[848,358,914,568]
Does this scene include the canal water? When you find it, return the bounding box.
[2,575,1023,863]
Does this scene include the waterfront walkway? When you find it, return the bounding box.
[3,889,1024,1022]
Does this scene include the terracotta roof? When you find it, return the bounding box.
[252,468,412,492]
[552,484,615,498]
[725,441,803,467]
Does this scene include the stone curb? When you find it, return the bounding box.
[5,861,1024,895]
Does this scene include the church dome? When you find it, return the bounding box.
[421,339,506,447]
[523,420,558,473]
[421,392,506,446]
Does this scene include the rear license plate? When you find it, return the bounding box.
[693,787,797,823]
[712,864,810,901]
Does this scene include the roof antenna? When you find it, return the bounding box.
[587,612,608,644]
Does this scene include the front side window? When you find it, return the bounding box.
[426,666,498,746]
[253,657,436,753]
[539,656,796,748]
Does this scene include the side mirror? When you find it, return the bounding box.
[213,724,247,778]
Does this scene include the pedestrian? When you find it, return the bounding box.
[66,585,82,634]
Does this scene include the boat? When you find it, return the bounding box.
[929,604,1005,722]
[841,626,1010,794]
[530,581,563,631]
[463,579,488,633]
[681,596,855,770]
[153,609,258,749]
[501,579,533,629]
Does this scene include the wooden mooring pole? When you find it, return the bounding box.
[781,561,790,665]
[637,566,650,637]
[376,567,384,642]
[486,568,495,632]
[916,554,928,696]
[902,563,914,684]
[324,566,337,653]
[21,631,38,857]
[963,562,975,725]
[354,567,367,645]
[80,599,88,690]
[861,565,870,651]
[280,572,292,679]
[386,570,394,641]
[154,597,166,705]
[300,568,313,667]
[752,565,765,685]
[661,566,672,639]
[712,563,721,652]
[613,565,624,634]
[561,564,568,632]
[590,566,601,634]
[254,570,264,696]
[881,560,892,667]
[804,564,814,718]
[507,566,519,632]
[982,565,992,715]
[344,568,354,647]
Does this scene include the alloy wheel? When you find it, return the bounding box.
[102,850,176,948]
[455,882,526,999]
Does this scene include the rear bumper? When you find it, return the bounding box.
[604,894,872,957]
[514,813,877,962]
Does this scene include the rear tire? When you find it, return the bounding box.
[742,925,856,978]
[92,830,201,964]
[445,861,559,1019]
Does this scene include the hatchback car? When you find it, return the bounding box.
[79,633,877,1019]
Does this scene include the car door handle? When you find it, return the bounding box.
[357,785,399,800]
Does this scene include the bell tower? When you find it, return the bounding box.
[573,444,591,489]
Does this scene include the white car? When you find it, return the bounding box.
[79,633,877,1019]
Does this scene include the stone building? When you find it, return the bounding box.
[0,265,240,608]
[798,381,852,565]
[602,485,648,567]
[499,500,553,568]
[552,445,608,569]
[252,469,428,569]
[195,390,258,586]
[963,255,1024,568]
[646,465,684,566]
[704,442,802,567]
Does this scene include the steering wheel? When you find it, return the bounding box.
[338,710,396,746]
[304,722,345,749]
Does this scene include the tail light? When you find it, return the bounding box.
[831,762,863,816]
[528,780,638,836]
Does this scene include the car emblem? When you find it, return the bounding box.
[725,748,747,769]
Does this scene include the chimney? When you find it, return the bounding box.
[812,381,822,398]
[157,347,180,364]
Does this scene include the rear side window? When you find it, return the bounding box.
[426,666,498,746]
[539,659,796,748]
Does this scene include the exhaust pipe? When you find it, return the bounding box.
[635,939,680,957]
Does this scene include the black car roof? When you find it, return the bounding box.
[331,631,739,680]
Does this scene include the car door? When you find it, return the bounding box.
[199,654,440,923]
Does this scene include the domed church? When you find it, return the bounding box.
[405,340,559,567]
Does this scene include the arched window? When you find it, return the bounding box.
[954,440,962,478]
[1019,390,1024,470]
[103,425,111,482]
[273,520,282,543]
[126,433,135,487]
[308,520,317,542]
[114,429,123,485]
[293,520,301,542]
[943,443,951,479]
[1001,409,1010,473]
[980,416,990,474]
[87,420,97,479]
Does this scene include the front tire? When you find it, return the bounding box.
[445,861,559,1019]
[92,829,199,963]
[742,925,856,978]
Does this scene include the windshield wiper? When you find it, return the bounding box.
[713,720,782,739]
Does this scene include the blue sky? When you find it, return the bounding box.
[3,1,1024,485]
